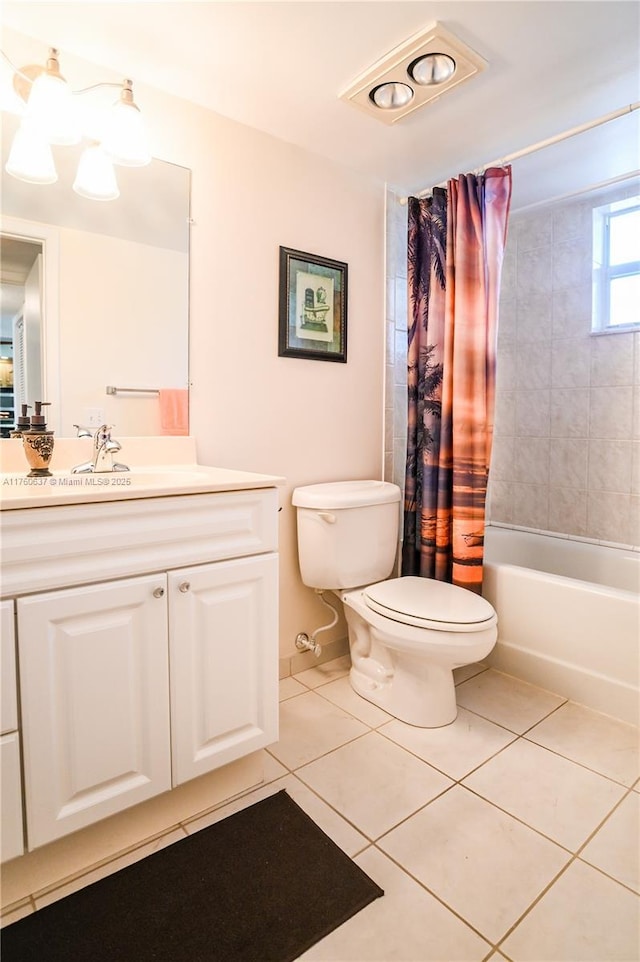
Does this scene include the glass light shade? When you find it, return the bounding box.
[102,100,151,167]
[5,121,57,184]
[370,82,414,110]
[73,144,120,201]
[25,71,81,145]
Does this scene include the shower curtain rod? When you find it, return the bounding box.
[400,100,640,204]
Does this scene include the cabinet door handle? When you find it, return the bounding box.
[178,581,191,593]
[153,586,165,598]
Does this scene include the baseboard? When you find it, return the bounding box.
[488,642,639,726]
[279,636,349,679]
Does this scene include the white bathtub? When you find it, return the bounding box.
[482,526,640,725]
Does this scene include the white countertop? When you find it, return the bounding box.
[0,464,285,510]
[0,438,284,510]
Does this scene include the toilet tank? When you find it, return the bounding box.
[292,481,401,589]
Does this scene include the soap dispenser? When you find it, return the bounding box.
[9,404,31,438]
[22,401,55,477]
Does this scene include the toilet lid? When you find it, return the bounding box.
[363,577,497,632]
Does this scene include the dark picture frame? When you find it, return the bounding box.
[278,247,348,362]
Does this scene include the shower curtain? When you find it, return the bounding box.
[402,166,512,592]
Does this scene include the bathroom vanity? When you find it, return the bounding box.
[0,439,283,860]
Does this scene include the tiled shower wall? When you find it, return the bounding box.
[384,188,408,490]
[384,180,640,548]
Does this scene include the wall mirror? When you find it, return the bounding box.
[0,112,190,438]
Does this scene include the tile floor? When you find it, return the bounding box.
[2,658,639,961]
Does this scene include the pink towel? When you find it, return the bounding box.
[159,389,189,436]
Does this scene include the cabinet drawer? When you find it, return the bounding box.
[1,599,17,734]
[1,487,279,596]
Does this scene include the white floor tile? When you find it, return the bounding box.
[463,738,627,850]
[280,676,307,700]
[269,690,368,769]
[299,847,491,961]
[379,707,516,781]
[295,655,352,689]
[262,749,288,782]
[33,829,186,909]
[297,731,453,839]
[500,859,640,961]
[314,675,394,728]
[580,792,640,893]
[456,669,566,734]
[183,775,368,858]
[379,785,570,944]
[525,702,640,786]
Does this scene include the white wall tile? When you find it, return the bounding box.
[494,391,516,438]
[513,437,550,485]
[517,340,552,389]
[517,292,552,342]
[552,200,592,241]
[550,389,590,438]
[552,237,592,291]
[590,332,635,387]
[586,491,631,543]
[516,390,550,437]
[551,337,591,388]
[589,387,633,439]
[518,212,552,252]
[513,483,549,530]
[487,480,514,523]
[548,487,587,536]
[517,248,553,296]
[549,439,589,488]
[489,436,515,481]
[587,440,633,493]
[552,285,592,339]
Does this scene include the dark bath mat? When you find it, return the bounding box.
[1,789,383,962]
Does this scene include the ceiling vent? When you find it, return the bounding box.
[339,22,487,125]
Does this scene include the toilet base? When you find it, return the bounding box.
[349,656,458,728]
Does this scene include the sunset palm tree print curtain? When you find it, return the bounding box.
[402,167,512,592]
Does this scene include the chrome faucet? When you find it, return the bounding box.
[71,425,130,474]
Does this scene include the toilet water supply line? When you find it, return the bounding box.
[295,590,340,658]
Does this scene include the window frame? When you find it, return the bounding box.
[592,197,640,334]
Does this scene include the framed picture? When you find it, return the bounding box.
[278,247,348,362]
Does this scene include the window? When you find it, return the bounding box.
[592,196,640,333]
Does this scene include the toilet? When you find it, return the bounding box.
[292,480,498,727]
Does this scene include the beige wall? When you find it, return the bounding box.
[145,78,386,662]
[5,30,387,660]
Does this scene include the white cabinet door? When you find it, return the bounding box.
[1,732,24,862]
[169,553,279,785]
[1,599,18,735]
[18,574,171,849]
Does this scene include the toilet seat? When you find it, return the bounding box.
[363,576,497,633]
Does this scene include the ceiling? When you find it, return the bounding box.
[1,1,639,208]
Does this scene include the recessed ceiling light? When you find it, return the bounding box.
[370,82,414,110]
[409,52,456,86]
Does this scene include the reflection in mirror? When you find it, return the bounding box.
[0,236,42,437]
[1,112,190,438]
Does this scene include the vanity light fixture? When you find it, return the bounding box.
[340,22,487,125]
[1,45,151,199]
[73,142,120,201]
